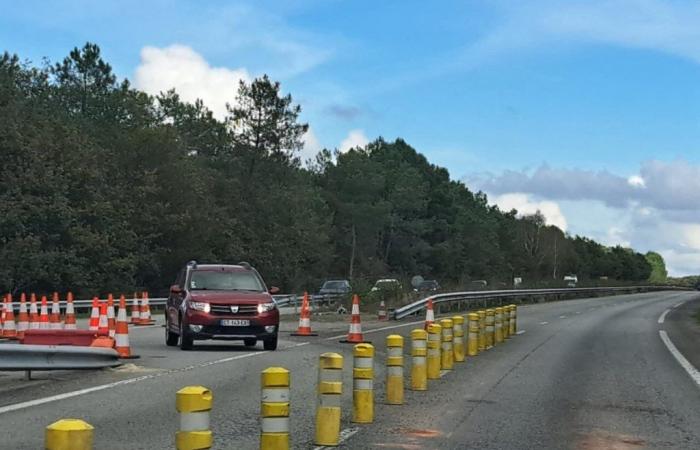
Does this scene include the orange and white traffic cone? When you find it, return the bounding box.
[64,292,77,330]
[377,300,387,321]
[137,292,155,325]
[340,294,368,343]
[115,295,138,359]
[49,292,62,330]
[97,301,109,335]
[88,297,100,331]
[3,294,17,339]
[424,298,435,330]
[29,293,39,329]
[17,293,29,338]
[130,293,140,324]
[107,294,116,338]
[39,295,50,330]
[291,292,318,336]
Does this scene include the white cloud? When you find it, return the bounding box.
[339,129,369,153]
[300,127,323,163]
[492,193,568,231]
[627,175,645,188]
[134,45,251,120]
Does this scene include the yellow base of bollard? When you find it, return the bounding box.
[353,389,374,423]
[260,433,289,450]
[315,407,341,446]
[45,419,93,450]
[386,375,404,404]
[176,431,213,450]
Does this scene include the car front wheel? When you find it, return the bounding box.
[180,320,193,350]
[165,319,179,347]
[263,335,278,351]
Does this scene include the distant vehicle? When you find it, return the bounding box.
[371,279,402,292]
[319,279,351,295]
[165,261,280,351]
[414,280,440,292]
[564,275,578,287]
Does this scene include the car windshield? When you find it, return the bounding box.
[189,270,264,292]
[322,281,347,289]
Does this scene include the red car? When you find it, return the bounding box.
[165,261,280,350]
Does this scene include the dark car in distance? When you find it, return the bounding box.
[319,279,352,295]
[165,261,280,351]
[415,280,441,292]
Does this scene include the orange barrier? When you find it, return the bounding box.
[291,292,318,336]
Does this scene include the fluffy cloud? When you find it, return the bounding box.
[492,193,568,231]
[339,129,369,153]
[134,45,251,120]
[300,127,323,162]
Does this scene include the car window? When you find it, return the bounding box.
[189,270,264,292]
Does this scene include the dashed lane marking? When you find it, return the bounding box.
[516,330,526,335]
[314,427,359,450]
[658,309,670,324]
[539,321,548,325]
[559,315,567,319]
[659,330,700,388]
[0,342,310,415]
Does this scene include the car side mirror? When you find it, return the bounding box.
[269,286,280,295]
[170,284,182,294]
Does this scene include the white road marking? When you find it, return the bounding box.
[325,319,424,340]
[0,341,310,415]
[559,315,567,319]
[659,330,700,388]
[575,311,581,315]
[658,309,670,324]
[313,427,359,450]
[516,330,526,335]
[673,300,688,309]
[539,321,548,325]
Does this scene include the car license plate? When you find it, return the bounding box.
[221,319,250,327]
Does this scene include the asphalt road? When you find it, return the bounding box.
[1,291,699,449]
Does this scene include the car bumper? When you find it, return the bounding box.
[185,310,279,340]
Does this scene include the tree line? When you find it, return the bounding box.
[0,43,655,297]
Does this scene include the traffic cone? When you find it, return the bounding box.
[340,294,368,343]
[29,293,39,329]
[424,298,435,329]
[64,292,77,330]
[377,300,387,321]
[39,295,50,330]
[88,297,100,331]
[290,292,318,336]
[107,294,116,338]
[49,292,62,330]
[115,295,138,359]
[17,293,29,338]
[130,293,140,324]
[97,301,109,335]
[137,292,154,325]
[3,294,17,339]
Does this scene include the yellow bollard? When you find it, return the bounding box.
[467,313,480,357]
[410,329,428,390]
[478,310,486,352]
[494,307,503,344]
[352,343,374,423]
[440,318,454,370]
[503,305,510,339]
[45,419,93,450]
[452,316,465,362]
[315,352,343,446]
[261,367,290,450]
[510,304,517,334]
[386,335,404,404]
[427,323,442,379]
[176,386,213,450]
[485,309,495,349]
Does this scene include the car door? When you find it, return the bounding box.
[168,268,186,327]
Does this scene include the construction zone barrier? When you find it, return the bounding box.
[410,329,428,391]
[385,335,404,405]
[45,419,93,450]
[352,343,374,423]
[426,323,442,380]
[452,315,465,363]
[260,367,290,450]
[176,386,213,450]
[315,352,343,446]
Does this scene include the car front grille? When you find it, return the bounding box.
[210,304,258,316]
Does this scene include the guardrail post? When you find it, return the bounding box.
[440,318,454,370]
[510,304,517,334]
[485,309,495,349]
[386,335,404,404]
[45,419,93,450]
[353,343,374,423]
[494,307,503,344]
[315,352,343,446]
[502,305,510,339]
[467,313,480,357]
[478,310,486,352]
[427,323,442,380]
[176,386,213,450]
[261,367,290,450]
[410,329,428,390]
[452,316,465,362]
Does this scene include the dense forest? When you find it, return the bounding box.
[0,43,654,297]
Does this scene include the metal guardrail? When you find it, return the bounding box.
[392,286,679,320]
[0,344,122,371]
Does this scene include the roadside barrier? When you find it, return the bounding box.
[485,309,495,349]
[176,385,213,450]
[494,307,503,344]
[410,329,428,390]
[510,304,517,334]
[378,300,387,321]
[50,292,61,330]
[45,419,93,450]
[452,316,465,363]
[315,352,343,446]
[426,323,442,380]
[64,293,77,330]
[341,294,366,344]
[424,298,435,329]
[386,335,404,404]
[88,297,99,331]
[17,293,29,338]
[440,318,454,370]
[467,313,479,357]
[478,310,486,352]
[29,293,38,329]
[290,292,317,336]
[260,367,290,450]
[3,295,17,338]
[130,294,140,324]
[107,294,116,338]
[503,305,510,339]
[352,343,374,423]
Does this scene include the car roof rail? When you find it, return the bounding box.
[186,260,198,268]
[238,261,252,270]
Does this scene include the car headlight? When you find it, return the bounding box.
[189,301,210,313]
[257,302,277,314]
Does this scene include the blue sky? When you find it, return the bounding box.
[3,0,700,275]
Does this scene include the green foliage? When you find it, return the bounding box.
[0,43,655,296]
[645,252,668,283]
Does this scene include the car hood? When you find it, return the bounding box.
[189,290,272,304]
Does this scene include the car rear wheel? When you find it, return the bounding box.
[243,338,257,347]
[165,319,179,347]
[180,320,193,350]
[263,335,278,351]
